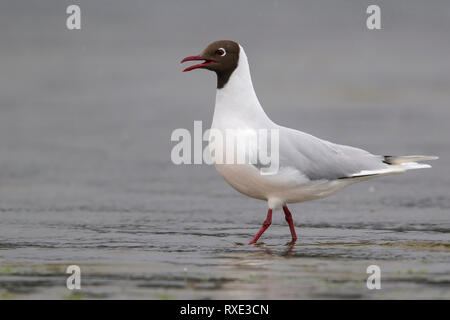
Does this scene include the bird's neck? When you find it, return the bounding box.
[212,46,272,128]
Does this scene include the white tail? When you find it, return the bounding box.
[346,155,438,179]
[383,155,439,165]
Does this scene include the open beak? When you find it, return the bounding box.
[180,55,215,72]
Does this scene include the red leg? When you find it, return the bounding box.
[248,209,272,245]
[282,205,297,244]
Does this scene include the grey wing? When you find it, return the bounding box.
[278,127,388,181]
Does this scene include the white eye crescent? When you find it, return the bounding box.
[216,48,226,57]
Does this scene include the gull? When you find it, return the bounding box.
[181,40,437,245]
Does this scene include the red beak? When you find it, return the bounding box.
[180,55,215,72]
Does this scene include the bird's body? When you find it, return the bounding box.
[181,40,437,244]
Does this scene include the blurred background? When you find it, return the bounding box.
[0,0,449,299]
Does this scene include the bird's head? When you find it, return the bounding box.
[181,40,240,88]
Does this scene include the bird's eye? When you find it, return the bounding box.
[215,48,226,56]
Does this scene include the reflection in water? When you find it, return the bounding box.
[246,242,297,258]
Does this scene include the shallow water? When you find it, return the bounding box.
[0,0,449,299]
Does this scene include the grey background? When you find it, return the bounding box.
[0,1,449,299]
